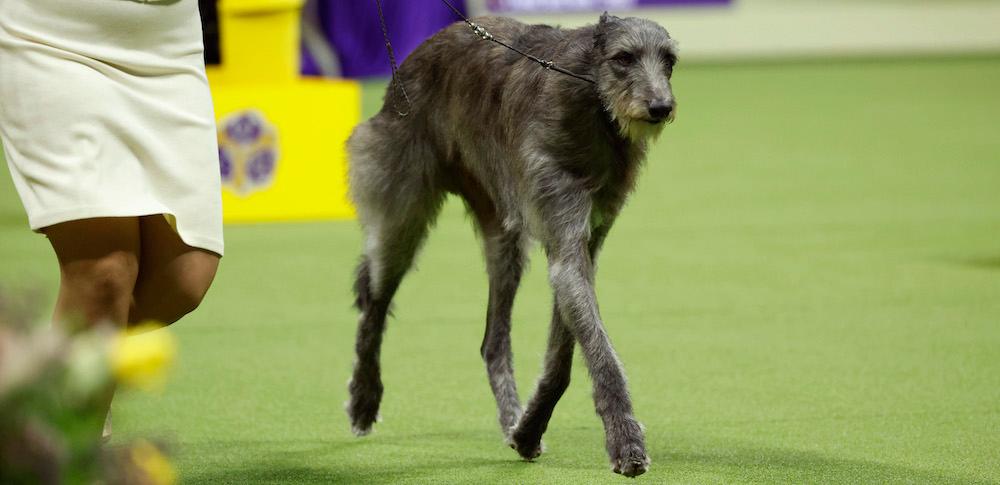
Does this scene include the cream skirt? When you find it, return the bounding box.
[0,0,224,255]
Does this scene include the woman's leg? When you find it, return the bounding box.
[44,217,141,442]
[45,218,141,328]
[128,215,219,326]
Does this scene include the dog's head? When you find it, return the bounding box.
[593,13,677,142]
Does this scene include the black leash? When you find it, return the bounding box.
[374,0,412,116]
[373,0,596,116]
[437,0,596,85]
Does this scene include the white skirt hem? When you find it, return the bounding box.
[29,205,225,257]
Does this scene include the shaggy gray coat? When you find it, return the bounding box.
[346,13,677,478]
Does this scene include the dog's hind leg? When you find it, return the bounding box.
[346,125,444,436]
[347,208,440,435]
[509,306,573,459]
[456,165,528,440]
[480,228,526,439]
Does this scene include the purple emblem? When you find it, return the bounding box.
[217,109,280,196]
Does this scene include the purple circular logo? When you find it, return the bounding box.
[217,109,279,196]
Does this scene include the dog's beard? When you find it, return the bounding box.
[604,91,669,143]
[617,117,666,142]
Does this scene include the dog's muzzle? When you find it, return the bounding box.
[646,99,674,123]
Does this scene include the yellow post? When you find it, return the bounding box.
[217,0,304,84]
[208,0,360,223]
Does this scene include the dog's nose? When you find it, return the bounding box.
[647,101,673,122]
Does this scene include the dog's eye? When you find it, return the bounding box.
[662,54,677,76]
[611,52,636,66]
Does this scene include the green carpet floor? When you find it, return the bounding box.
[1,56,998,484]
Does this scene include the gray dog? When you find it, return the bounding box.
[346,13,676,478]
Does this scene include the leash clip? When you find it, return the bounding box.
[469,22,494,41]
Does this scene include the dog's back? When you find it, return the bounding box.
[384,16,593,141]
[348,17,611,233]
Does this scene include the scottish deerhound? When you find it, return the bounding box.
[346,13,676,478]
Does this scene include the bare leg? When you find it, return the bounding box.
[480,229,526,438]
[129,215,219,326]
[44,217,141,442]
[45,217,140,328]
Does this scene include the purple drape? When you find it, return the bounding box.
[486,0,730,12]
[300,0,731,77]
[302,0,467,78]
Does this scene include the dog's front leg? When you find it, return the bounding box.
[544,220,650,477]
[510,221,615,459]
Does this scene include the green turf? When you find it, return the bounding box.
[2,57,999,484]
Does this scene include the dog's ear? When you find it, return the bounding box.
[599,11,622,25]
[594,11,620,51]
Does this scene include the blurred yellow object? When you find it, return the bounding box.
[209,0,359,223]
[216,0,304,84]
[110,323,176,392]
[130,440,177,485]
[209,77,359,222]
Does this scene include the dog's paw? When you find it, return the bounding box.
[509,437,544,461]
[351,423,372,437]
[508,423,545,460]
[345,403,368,436]
[346,376,383,437]
[347,409,379,437]
[344,396,380,437]
[611,442,650,477]
[606,417,649,477]
[348,412,381,437]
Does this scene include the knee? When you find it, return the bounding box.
[69,252,138,306]
[549,372,571,394]
[481,335,511,363]
[481,345,499,362]
[535,377,570,404]
[540,362,572,394]
[56,252,138,325]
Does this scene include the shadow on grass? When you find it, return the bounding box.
[178,430,547,485]
[178,430,992,484]
[185,459,532,485]
[961,256,1000,271]
[661,444,992,485]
